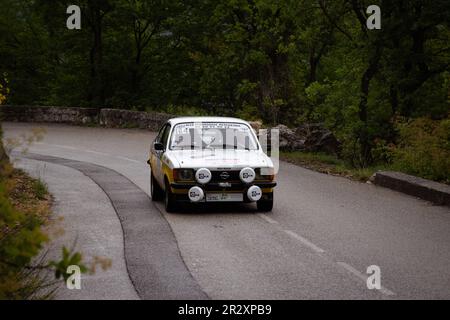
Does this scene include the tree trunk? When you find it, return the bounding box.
[88,1,105,105]
[357,45,382,167]
[389,85,398,115]
[307,43,326,86]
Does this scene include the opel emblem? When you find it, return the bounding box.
[220,172,230,180]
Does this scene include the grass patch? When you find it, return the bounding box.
[280,151,386,182]
[8,169,51,214]
[32,179,48,201]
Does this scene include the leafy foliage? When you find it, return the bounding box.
[0,168,49,299]
[0,74,8,105]
[49,247,88,281]
[392,117,450,183]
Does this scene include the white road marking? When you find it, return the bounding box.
[53,144,77,150]
[284,230,325,253]
[337,262,395,296]
[257,213,279,224]
[83,149,110,156]
[35,142,78,150]
[116,156,141,163]
[32,143,142,164]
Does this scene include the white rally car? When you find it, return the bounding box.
[147,117,277,212]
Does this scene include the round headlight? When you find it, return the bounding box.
[239,167,255,183]
[195,168,212,184]
[188,186,204,202]
[247,185,262,202]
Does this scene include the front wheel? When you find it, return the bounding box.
[257,194,274,212]
[164,179,178,213]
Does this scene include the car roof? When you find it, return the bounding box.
[167,116,251,126]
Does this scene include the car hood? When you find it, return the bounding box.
[168,149,273,169]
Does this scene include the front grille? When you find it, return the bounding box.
[210,170,240,182]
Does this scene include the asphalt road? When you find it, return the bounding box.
[3,122,450,299]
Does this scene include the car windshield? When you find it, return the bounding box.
[170,122,258,150]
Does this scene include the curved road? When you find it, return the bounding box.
[3,122,450,299]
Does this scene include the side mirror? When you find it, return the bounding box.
[154,142,165,151]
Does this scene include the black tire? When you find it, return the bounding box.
[164,179,178,213]
[150,172,164,201]
[257,195,274,212]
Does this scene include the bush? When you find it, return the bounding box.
[0,176,49,299]
[391,117,450,183]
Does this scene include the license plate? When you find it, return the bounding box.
[205,193,243,202]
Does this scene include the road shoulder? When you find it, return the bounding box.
[14,157,140,300]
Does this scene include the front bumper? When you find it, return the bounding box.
[171,181,277,191]
[169,181,276,203]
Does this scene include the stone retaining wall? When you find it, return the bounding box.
[99,108,172,131]
[1,105,173,130]
[1,105,99,125]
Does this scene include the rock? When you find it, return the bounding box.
[304,130,341,154]
[264,123,340,154]
[271,124,306,151]
[248,120,262,132]
[295,123,324,137]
